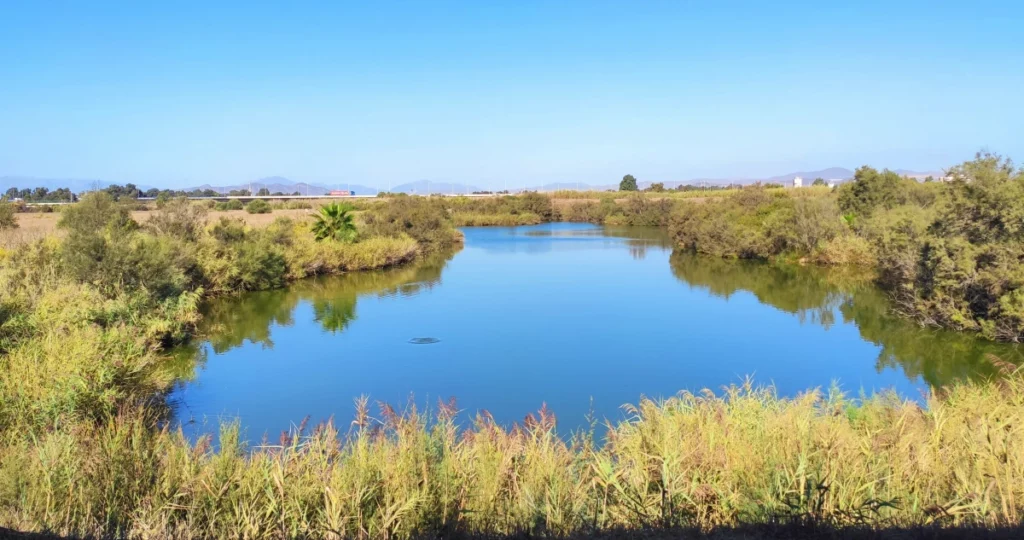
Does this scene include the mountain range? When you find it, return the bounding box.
[2,167,945,195]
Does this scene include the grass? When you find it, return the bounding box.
[3,188,1024,537]
[1,375,1023,538]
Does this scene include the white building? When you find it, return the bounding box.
[792,176,803,188]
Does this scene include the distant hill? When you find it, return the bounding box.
[3,166,951,196]
[390,180,481,194]
[763,167,854,183]
[186,177,379,196]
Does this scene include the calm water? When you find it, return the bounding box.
[171,223,1019,440]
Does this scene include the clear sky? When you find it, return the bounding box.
[1,1,1022,189]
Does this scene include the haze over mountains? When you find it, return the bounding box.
[1,166,944,195]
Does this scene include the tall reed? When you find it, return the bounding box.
[2,375,1023,538]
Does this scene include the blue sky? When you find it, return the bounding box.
[1,1,1021,189]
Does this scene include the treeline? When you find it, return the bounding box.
[2,186,76,203]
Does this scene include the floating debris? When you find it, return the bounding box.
[409,337,440,345]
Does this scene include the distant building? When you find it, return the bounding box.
[827,180,838,189]
[328,190,353,196]
[792,176,803,188]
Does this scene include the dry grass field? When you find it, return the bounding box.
[2,208,320,249]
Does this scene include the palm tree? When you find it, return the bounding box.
[311,202,357,242]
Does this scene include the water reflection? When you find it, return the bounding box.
[668,251,1021,388]
[170,251,454,379]
[170,224,1022,440]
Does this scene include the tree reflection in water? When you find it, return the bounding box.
[668,251,1022,389]
[169,250,455,380]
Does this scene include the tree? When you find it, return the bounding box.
[257,188,271,196]
[647,182,665,192]
[812,178,826,186]
[311,202,357,242]
[619,174,638,191]
[836,166,908,216]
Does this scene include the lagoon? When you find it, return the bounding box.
[171,222,1018,440]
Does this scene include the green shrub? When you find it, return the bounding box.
[0,203,16,230]
[146,198,208,241]
[836,166,912,217]
[246,199,272,214]
[362,197,462,248]
[215,199,244,211]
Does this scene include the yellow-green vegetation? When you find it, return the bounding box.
[2,375,1024,537]
[3,185,1024,538]
[0,193,475,537]
[246,199,273,214]
[0,202,17,230]
[667,153,1024,342]
[445,192,554,227]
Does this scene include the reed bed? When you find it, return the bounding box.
[1,375,1023,538]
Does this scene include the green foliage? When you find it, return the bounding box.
[145,198,208,242]
[615,193,676,226]
[662,153,1024,341]
[812,177,826,186]
[669,187,845,260]
[0,203,16,230]
[836,166,910,216]
[214,199,244,211]
[362,197,463,248]
[619,174,638,191]
[646,182,665,192]
[58,192,136,236]
[310,202,357,242]
[245,199,272,214]
[875,153,1024,340]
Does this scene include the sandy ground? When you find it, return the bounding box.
[2,209,318,249]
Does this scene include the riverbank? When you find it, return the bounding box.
[3,171,1024,537]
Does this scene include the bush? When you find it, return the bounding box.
[0,203,16,230]
[215,199,244,211]
[246,199,272,214]
[836,166,912,217]
[362,197,462,248]
[146,198,208,241]
[874,153,1024,340]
